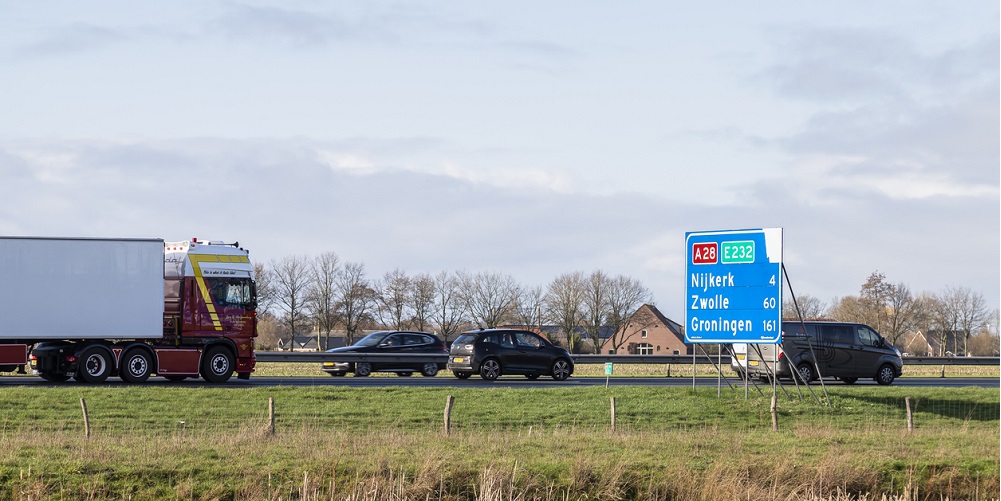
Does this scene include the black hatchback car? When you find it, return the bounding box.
[447,328,574,381]
[322,331,447,377]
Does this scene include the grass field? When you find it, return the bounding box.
[0,383,997,500]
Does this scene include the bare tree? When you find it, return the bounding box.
[309,252,340,351]
[860,271,893,333]
[582,270,611,354]
[514,285,545,329]
[939,285,988,355]
[336,262,375,346]
[271,255,313,349]
[545,271,586,353]
[410,273,436,332]
[459,271,520,328]
[827,295,869,324]
[604,275,653,354]
[883,282,920,346]
[375,268,412,330]
[781,294,828,320]
[252,262,277,317]
[432,271,466,342]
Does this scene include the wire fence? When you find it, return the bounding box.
[1,386,995,438]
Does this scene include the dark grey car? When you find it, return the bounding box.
[447,328,574,381]
[322,331,447,377]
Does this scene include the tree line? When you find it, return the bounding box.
[252,252,654,353]
[254,254,999,357]
[782,271,999,356]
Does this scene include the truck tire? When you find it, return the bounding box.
[39,372,70,382]
[120,348,153,384]
[78,346,112,384]
[201,346,234,384]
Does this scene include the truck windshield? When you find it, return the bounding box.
[206,278,255,308]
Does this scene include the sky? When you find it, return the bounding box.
[1,1,998,321]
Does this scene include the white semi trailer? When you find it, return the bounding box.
[0,236,258,383]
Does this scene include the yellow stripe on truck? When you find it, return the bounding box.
[188,254,224,331]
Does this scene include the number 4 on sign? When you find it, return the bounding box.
[770,275,776,286]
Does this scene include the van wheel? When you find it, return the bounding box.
[875,364,895,385]
[841,377,858,385]
[795,363,815,384]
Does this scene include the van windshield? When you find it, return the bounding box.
[858,327,882,347]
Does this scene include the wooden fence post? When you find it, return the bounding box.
[610,396,617,433]
[444,395,455,436]
[268,397,275,436]
[770,393,778,432]
[905,397,913,433]
[80,398,91,439]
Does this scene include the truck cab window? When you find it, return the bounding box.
[207,278,254,308]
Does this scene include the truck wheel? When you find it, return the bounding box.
[39,372,70,382]
[78,347,112,384]
[201,346,234,384]
[120,348,153,384]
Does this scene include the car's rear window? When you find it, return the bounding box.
[454,334,477,344]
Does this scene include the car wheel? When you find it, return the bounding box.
[795,363,814,384]
[354,362,372,377]
[479,358,501,381]
[397,372,413,377]
[78,347,112,384]
[525,373,539,380]
[453,371,471,379]
[875,364,895,385]
[421,363,439,377]
[120,348,153,384]
[200,346,234,384]
[551,359,571,381]
[841,377,858,385]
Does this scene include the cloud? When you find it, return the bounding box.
[754,26,999,204]
[18,23,127,56]
[3,137,995,315]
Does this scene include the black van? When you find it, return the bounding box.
[744,321,903,385]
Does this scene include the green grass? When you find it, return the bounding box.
[0,385,997,500]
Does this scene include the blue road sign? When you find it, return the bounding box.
[684,228,783,344]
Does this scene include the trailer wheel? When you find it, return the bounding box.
[201,346,234,384]
[78,347,112,384]
[120,348,153,384]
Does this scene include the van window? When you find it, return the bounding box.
[858,327,881,347]
[821,324,855,344]
[784,323,817,339]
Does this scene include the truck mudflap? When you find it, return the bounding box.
[236,355,255,378]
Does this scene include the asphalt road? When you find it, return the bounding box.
[0,375,995,388]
